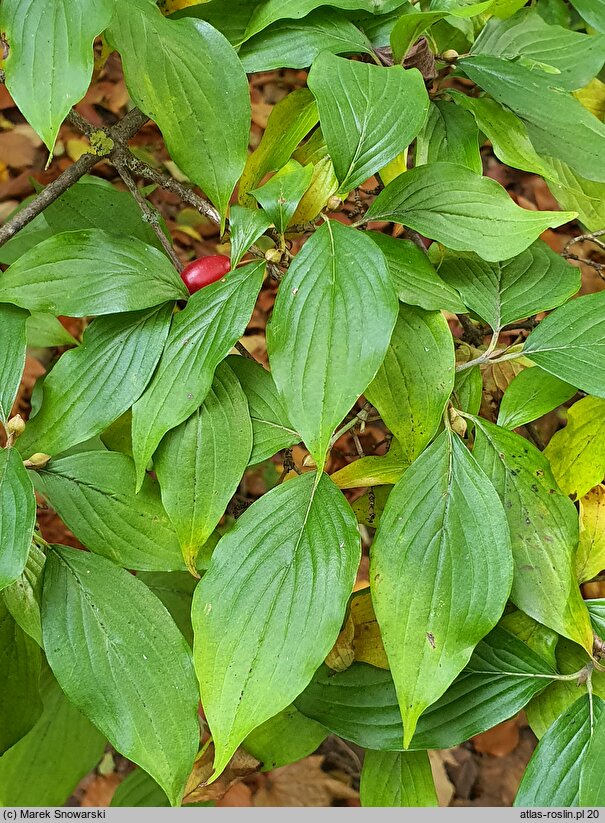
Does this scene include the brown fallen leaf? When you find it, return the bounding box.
[0,126,41,169]
[472,716,520,758]
[253,755,358,807]
[216,782,255,807]
[80,773,122,807]
[428,750,456,807]
[183,745,260,804]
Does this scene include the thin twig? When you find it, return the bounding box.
[0,152,99,246]
[564,228,605,254]
[66,109,96,137]
[457,314,485,347]
[563,253,605,281]
[456,347,524,372]
[0,107,149,247]
[115,152,221,225]
[234,341,257,362]
[114,157,183,270]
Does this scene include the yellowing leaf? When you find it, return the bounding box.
[574,78,605,122]
[325,614,355,672]
[577,485,605,584]
[350,590,389,670]
[380,151,407,186]
[545,396,605,499]
[331,443,407,489]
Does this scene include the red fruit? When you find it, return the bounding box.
[180,255,231,294]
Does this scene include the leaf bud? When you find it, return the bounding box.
[265,248,282,264]
[6,414,25,438]
[24,452,51,469]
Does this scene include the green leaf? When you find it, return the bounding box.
[580,706,605,806]
[390,0,497,60]
[0,303,27,424]
[497,367,576,431]
[471,8,605,91]
[267,220,397,469]
[0,670,106,807]
[589,600,605,641]
[33,452,185,572]
[526,638,605,739]
[26,314,78,348]
[0,0,113,150]
[352,485,392,528]
[239,89,318,207]
[415,101,482,173]
[0,599,42,755]
[515,695,604,807]
[155,362,252,573]
[366,162,575,262]
[536,0,572,27]
[0,229,187,316]
[107,0,250,224]
[2,543,45,646]
[243,0,410,41]
[452,92,605,231]
[0,176,169,265]
[17,304,172,459]
[192,471,360,779]
[229,205,272,269]
[437,241,580,330]
[451,91,551,177]
[226,355,300,464]
[42,545,200,806]
[366,232,466,313]
[296,626,555,750]
[244,706,328,771]
[111,769,170,807]
[173,0,254,45]
[137,572,198,648]
[295,664,405,751]
[500,609,558,669]
[131,262,264,486]
[251,160,313,234]
[390,11,448,62]
[291,134,339,223]
[524,293,605,399]
[360,750,437,807]
[0,448,35,592]
[330,442,408,489]
[577,487,605,585]
[569,0,605,33]
[371,429,513,746]
[0,205,54,267]
[471,417,594,652]
[544,396,605,499]
[239,10,375,72]
[453,366,482,416]
[459,55,605,183]
[365,305,455,464]
[544,159,605,235]
[308,53,429,193]
[43,176,170,250]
